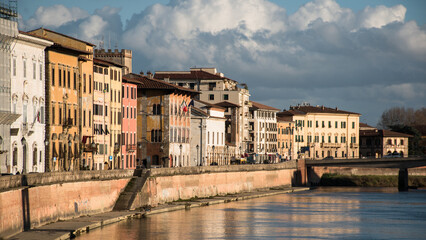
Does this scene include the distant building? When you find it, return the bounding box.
[359,123,411,158]
[155,68,250,157]
[248,101,279,163]
[94,49,132,74]
[278,104,361,159]
[191,100,227,166]
[277,117,294,161]
[9,31,52,174]
[123,73,198,168]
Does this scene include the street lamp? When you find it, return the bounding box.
[91,141,96,170]
[226,145,229,165]
[212,145,215,165]
[196,144,200,166]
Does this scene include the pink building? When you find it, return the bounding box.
[121,80,138,169]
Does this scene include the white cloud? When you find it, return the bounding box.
[24,5,89,29]
[21,0,426,124]
[358,5,406,29]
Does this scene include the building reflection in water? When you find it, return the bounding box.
[80,187,426,240]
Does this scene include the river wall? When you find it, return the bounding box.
[132,162,297,209]
[308,166,426,186]
[0,162,298,238]
[0,170,134,239]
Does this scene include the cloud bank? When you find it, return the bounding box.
[20,0,426,125]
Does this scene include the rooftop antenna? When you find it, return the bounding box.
[108,32,111,49]
[99,35,104,50]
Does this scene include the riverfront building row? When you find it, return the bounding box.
[0,17,411,174]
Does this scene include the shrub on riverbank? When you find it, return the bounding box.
[320,174,426,188]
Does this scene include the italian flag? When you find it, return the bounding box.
[181,100,188,112]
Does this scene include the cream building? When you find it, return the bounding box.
[248,101,279,163]
[277,117,294,161]
[278,104,361,160]
[9,32,52,173]
[155,68,250,157]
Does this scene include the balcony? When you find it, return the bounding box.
[350,143,359,148]
[62,118,73,129]
[321,143,341,148]
[83,143,97,153]
[126,144,137,152]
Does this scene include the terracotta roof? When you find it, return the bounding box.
[215,101,240,108]
[250,101,279,111]
[277,116,292,122]
[49,43,92,55]
[123,73,199,95]
[155,69,237,82]
[280,105,360,116]
[360,129,413,138]
[18,30,53,42]
[195,99,225,110]
[191,107,209,117]
[28,27,96,46]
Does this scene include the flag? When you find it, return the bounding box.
[37,111,40,122]
[180,100,188,113]
[188,99,194,107]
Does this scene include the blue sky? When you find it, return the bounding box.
[18,0,426,125]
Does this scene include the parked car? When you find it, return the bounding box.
[323,156,334,160]
[210,162,218,166]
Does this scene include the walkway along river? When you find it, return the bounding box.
[81,187,426,240]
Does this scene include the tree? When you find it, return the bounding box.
[377,107,426,129]
[389,125,423,156]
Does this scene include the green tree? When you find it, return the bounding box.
[389,125,423,156]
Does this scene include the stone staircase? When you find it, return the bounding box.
[113,169,151,211]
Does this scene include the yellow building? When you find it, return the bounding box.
[93,58,122,170]
[278,104,361,160]
[277,117,294,160]
[29,28,95,171]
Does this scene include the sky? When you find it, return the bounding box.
[18,0,426,126]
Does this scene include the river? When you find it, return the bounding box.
[80,187,426,239]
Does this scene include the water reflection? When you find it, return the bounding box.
[80,187,426,239]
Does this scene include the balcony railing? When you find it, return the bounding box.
[126,144,137,152]
[83,143,97,153]
[350,143,359,148]
[321,143,341,148]
[62,118,73,128]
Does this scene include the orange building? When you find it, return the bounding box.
[29,28,95,171]
[277,117,294,161]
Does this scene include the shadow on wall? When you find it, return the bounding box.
[21,175,30,231]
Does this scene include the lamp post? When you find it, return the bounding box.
[196,144,199,166]
[226,145,229,165]
[212,145,215,165]
[91,141,96,170]
[179,144,183,167]
[67,140,72,171]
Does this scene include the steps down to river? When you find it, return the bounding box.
[113,170,151,211]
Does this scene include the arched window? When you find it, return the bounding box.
[13,144,18,166]
[33,144,37,166]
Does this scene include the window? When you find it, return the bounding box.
[322,121,325,128]
[209,82,216,90]
[74,109,77,126]
[223,94,229,100]
[23,103,28,123]
[52,106,55,124]
[63,69,66,87]
[58,68,62,86]
[352,122,355,129]
[316,121,318,128]
[341,121,346,128]
[209,94,214,100]
[328,121,331,128]
[321,136,324,143]
[33,62,36,79]
[40,106,45,123]
[189,83,195,89]
[110,69,113,80]
[83,110,86,127]
[335,136,338,143]
[23,60,27,78]
[89,75,92,93]
[178,83,184,87]
[39,64,43,80]
[328,136,331,143]
[83,74,86,93]
[73,72,76,89]
[67,70,70,88]
[12,58,16,76]
[58,106,62,124]
[400,139,404,145]
[52,67,55,86]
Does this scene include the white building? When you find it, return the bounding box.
[190,100,227,166]
[248,101,279,163]
[9,32,52,173]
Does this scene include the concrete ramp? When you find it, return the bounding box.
[113,170,151,211]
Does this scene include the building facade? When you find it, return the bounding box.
[278,104,361,160]
[190,100,226,166]
[248,101,279,163]
[0,0,19,174]
[155,68,250,157]
[121,78,137,169]
[29,28,95,171]
[9,32,52,174]
[94,49,132,74]
[359,124,411,158]
[277,117,294,161]
[123,73,198,168]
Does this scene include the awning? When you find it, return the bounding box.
[10,128,19,136]
[0,112,21,125]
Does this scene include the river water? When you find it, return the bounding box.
[80,187,426,239]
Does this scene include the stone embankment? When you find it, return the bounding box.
[1,161,298,239]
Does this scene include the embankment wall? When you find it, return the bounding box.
[308,166,426,185]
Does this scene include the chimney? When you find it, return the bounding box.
[140,71,144,75]
[147,71,153,78]
[164,77,170,83]
[322,105,325,110]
